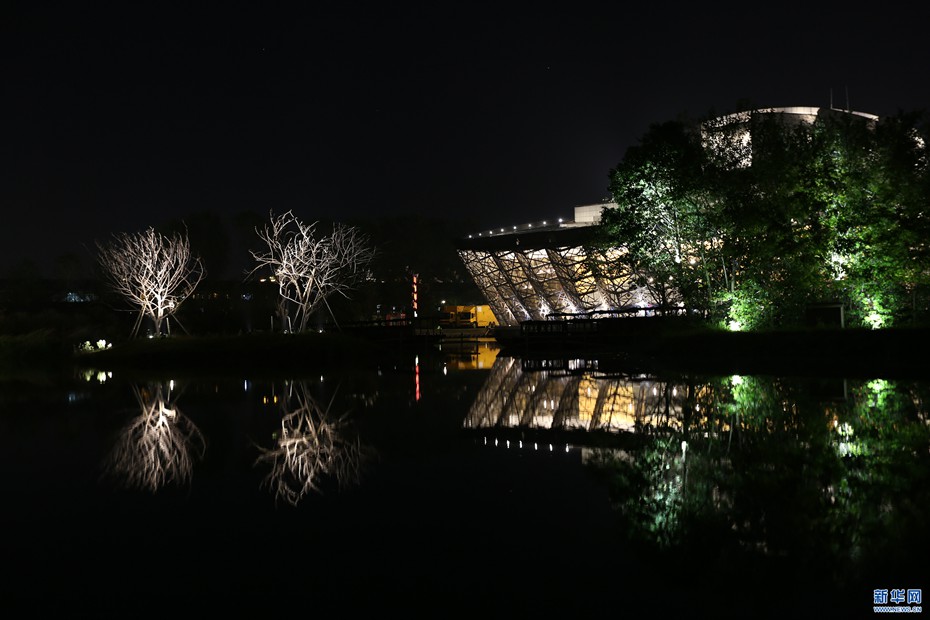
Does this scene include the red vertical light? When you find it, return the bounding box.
[412,273,418,318]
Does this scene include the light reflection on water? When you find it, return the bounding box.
[467,354,930,611]
[253,380,370,506]
[101,382,205,493]
[471,357,929,518]
[3,344,929,615]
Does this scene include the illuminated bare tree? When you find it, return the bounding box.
[249,210,374,332]
[96,227,205,337]
[254,381,367,506]
[102,383,206,493]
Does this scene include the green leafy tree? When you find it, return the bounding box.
[600,119,728,314]
[717,113,841,328]
[600,106,930,330]
[832,111,930,327]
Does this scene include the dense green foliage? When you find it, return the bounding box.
[600,107,930,329]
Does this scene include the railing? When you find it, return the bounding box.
[518,307,706,339]
[544,306,696,321]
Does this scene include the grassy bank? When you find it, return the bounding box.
[641,325,930,379]
[0,329,73,369]
[70,331,402,378]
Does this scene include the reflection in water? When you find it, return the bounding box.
[465,355,687,432]
[102,382,205,493]
[627,374,930,564]
[81,368,113,384]
[438,339,500,371]
[468,357,930,592]
[255,381,368,506]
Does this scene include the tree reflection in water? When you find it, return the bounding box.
[467,356,930,599]
[255,380,367,506]
[584,374,930,591]
[102,382,205,493]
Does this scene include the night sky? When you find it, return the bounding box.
[4,2,929,275]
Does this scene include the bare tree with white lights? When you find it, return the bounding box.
[249,210,374,332]
[102,383,206,493]
[96,227,205,337]
[254,381,367,506]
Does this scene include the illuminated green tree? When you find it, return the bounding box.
[830,111,930,327]
[600,119,729,313]
[715,112,842,328]
[600,106,930,329]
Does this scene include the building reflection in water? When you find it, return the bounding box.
[439,339,501,372]
[101,381,205,493]
[464,355,688,433]
[254,380,368,506]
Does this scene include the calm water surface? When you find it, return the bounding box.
[2,340,928,617]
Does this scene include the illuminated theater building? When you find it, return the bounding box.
[457,106,880,328]
[456,203,656,328]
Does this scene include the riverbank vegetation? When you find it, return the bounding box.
[70,330,387,378]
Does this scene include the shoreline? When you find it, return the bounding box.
[5,324,928,380]
[496,324,930,379]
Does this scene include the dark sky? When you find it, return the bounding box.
[4,2,929,275]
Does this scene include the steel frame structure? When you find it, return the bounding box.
[457,224,660,327]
